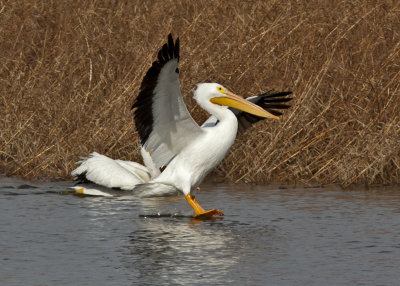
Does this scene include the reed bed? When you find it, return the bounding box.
[1,0,399,186]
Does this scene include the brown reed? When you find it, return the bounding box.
[1,0,399,186]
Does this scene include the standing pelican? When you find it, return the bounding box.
[72,34,292,218]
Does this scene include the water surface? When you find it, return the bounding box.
[1,178,400,285]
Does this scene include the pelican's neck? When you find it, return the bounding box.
[210,105,235,122]
[198,98,237,124]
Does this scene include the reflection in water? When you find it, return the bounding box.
[118,195,235,285]
[121,193,281,285]
[77,194,241,285]
[75,193,279,285]
[124,216,279,285]
[126,218,236,285]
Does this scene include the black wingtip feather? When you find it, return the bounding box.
[255,91,293,116]
[263,104,291,109]
[260,91,293,98]
[73,171,94,185]
[175,38,180,60]
[131,33,180,145]
[168,34,174,58]
[236,90,293,132]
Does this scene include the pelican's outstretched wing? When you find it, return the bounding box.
[201,91,292,132]
[132,34,202,168]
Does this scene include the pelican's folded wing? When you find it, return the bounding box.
[132,34,202,168]
[233,91,292,132]
[201,91,292,132]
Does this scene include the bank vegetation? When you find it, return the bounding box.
[1,0,399,186]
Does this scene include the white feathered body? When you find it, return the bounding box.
[71,108,239,197]
[153,110,238,195]
[70,35,291,198]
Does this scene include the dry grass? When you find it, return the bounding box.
[1,0,399,186]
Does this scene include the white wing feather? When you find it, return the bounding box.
[71,152,150,190]
[143,60,203,167]
[140,146,161,178]
[133,35,203,169]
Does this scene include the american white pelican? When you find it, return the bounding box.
[71,34,292,218]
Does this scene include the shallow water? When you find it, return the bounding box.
[1,178,400,285]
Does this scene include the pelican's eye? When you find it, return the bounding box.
[217,86,225,93]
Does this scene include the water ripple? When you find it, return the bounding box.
[1,179,400,285]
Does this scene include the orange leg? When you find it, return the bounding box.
[185,194,224,219]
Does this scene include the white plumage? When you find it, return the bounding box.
[71,152,150,190]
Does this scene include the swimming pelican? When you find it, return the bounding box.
[71,34,292,218]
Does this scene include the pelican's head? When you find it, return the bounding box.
[194,83,280,120]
